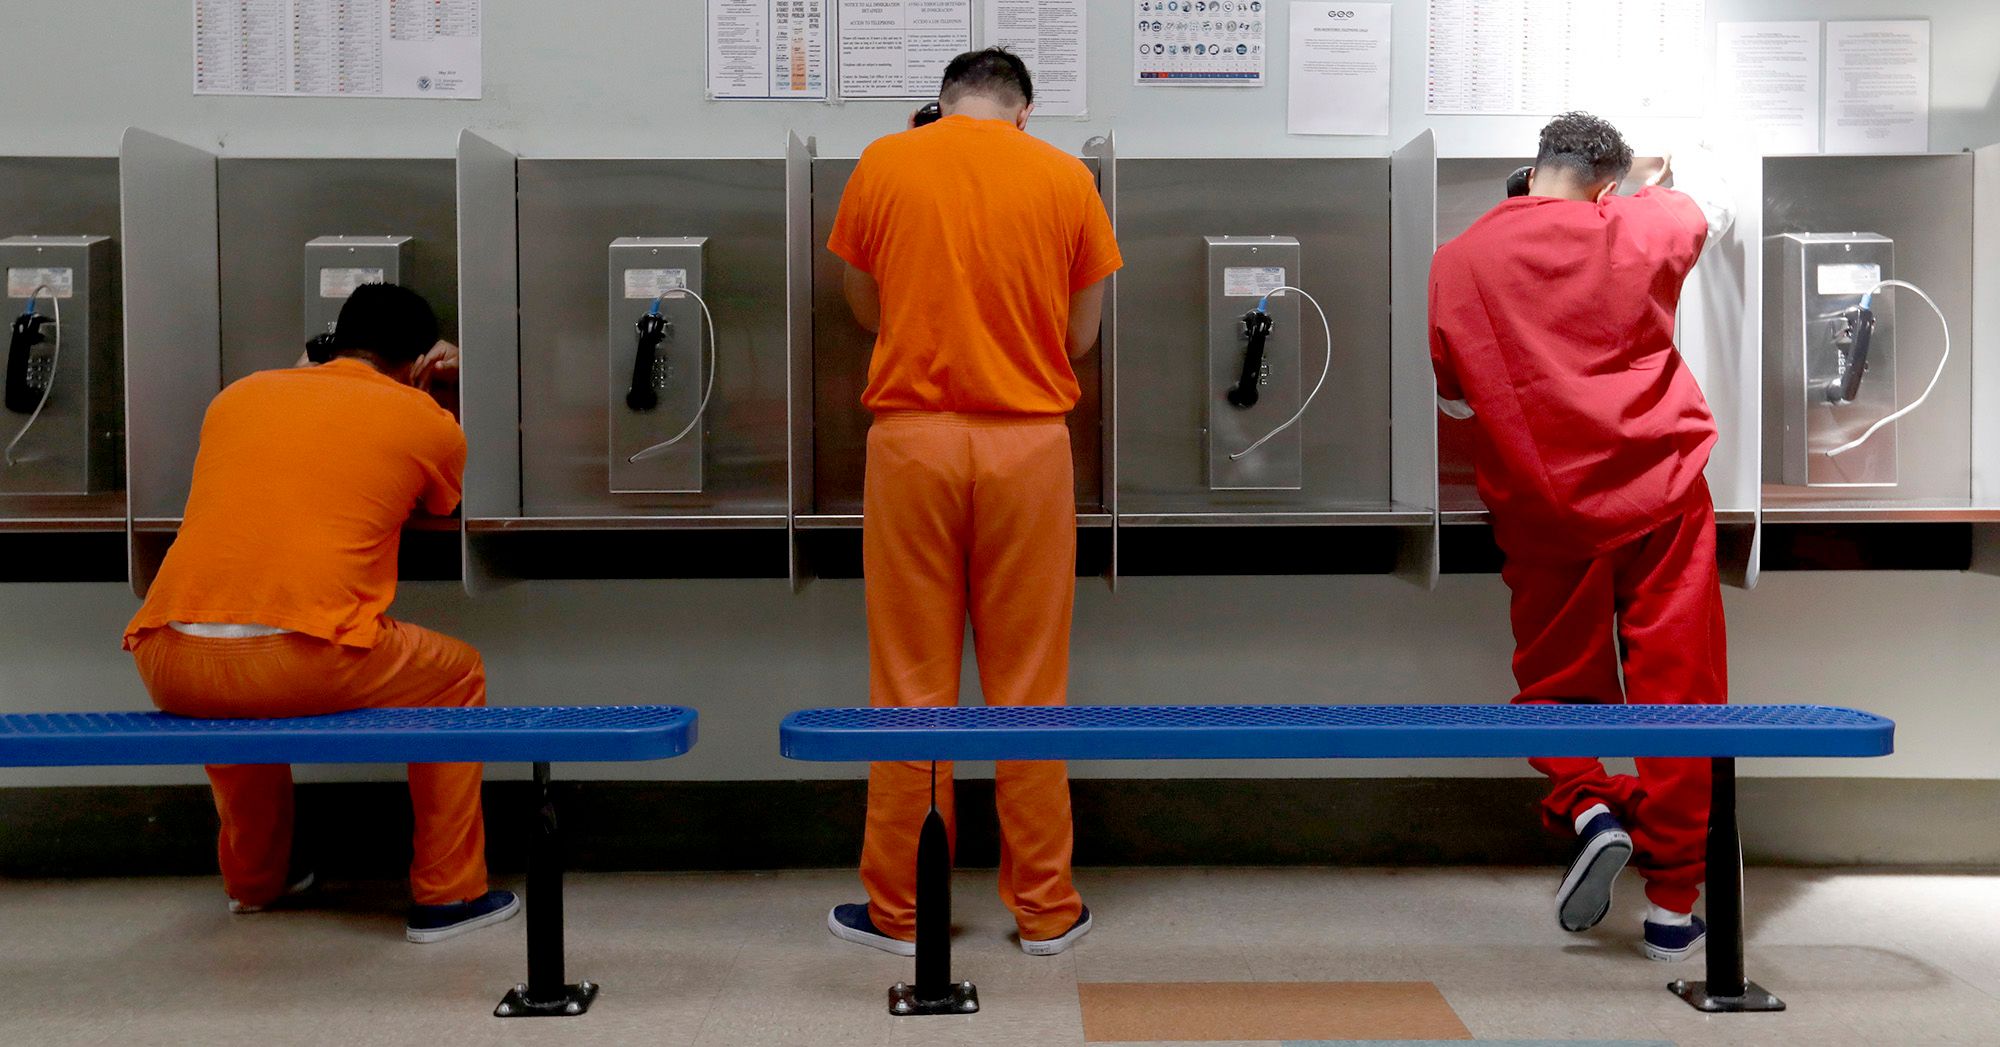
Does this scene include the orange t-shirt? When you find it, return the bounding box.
[125,359,465,648]
[828,115,1123,415]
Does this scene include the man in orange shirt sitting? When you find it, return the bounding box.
[124,284,516,943]
[824,48,1122,957]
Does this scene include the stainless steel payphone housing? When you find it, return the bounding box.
[303,235,413,345]
[1768,232,1897,488]
[1206,236,1302,491]
[608,237,707,495]
[0,235,118,494]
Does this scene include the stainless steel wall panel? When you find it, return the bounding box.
[1117,157,1393,517]
[456,131,521,594]
[515,159,788,519]
[217,159,458,382]
[119,129,220,595]
[1390,132,1440,588]
[0,159,125,526]
[786,133,816,588]
[1763,154,1975,511]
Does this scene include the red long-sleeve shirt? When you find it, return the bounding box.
[1429,187,1717,560]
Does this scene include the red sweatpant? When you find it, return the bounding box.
[130,619,489,907]
[859,412,1084,943]
[1500,487,1727,914]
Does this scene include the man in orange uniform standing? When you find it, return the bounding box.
[824,48,1120,957]
[125,284,517,943]
[1429,114,1734,962]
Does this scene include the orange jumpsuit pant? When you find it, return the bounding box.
[1501,483,1726,914]
[859,411,1084,942]
[130,618,489,908]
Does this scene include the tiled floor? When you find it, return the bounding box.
[0,867,1994,1046]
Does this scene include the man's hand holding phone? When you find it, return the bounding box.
[413,340,461,416]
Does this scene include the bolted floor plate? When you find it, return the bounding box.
[495,980,600,1018]
[889,980,979,1016]
[1670,978,1786,1013]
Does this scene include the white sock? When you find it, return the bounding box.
[1647,904,1693,926]
[1574,803,1612,835]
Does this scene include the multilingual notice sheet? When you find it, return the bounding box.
[1712,22,1821,154]
[1134,0,1269,86]
[193,0,482,98]
[708,0,830,100]
[983,0,1087,117]
[836,0,973,100]
[1424,0,1703,117]
[1824,20,1930,155]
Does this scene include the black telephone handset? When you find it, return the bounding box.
[1506,165,1533,198]
[305,331,339,364]
[1829,305,1876,404]
[5,310,54,414]
[627,311,669,412]
[1227,309,1274,409]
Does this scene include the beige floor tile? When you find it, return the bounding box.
[0,867,1995,1046]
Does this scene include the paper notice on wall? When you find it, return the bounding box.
[193,0,482,99]
[708,0,830,100]
[1287,2,1390,136]
[1425,0,1704,116]
[983,1,1087,117]
[1824,20,1930,154]
[1712,23,1821,155]
[1134,0,1268,87]
[837,0,973,100]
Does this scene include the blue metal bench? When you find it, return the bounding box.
[781,702,1894,1017]
[0,705,697,1019]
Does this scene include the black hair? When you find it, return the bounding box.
[1535,111,1633,185]
[331,283,439,366]
[940,48,1033,108]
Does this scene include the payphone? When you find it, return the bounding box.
[1770,232,1950,488]
[1207,237,1301,491]
[608,237,711,495]
[1205,236,1334,493]
[0,235,118,494]
[303,235,411,360]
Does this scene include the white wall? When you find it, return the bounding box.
[4,1,1997,158]
[0,0,1996,787]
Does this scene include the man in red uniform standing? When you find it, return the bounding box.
[1429,113,1734,962]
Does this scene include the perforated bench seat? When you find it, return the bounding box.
[779,701,1895,1018]
[0,706,697,767]
[780,703,1893,762]
[0,704,697,1019]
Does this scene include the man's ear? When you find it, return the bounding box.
[1016,103,1034,130]
[1593,179,1619,203]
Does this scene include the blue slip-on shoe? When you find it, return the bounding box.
[1557,809,1634,932]
[828,902,916,957]
[1644,913,1708,962]
[406,889,520,944]
[1020,906,1092,956]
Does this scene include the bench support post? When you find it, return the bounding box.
[889,761,978,1016]
[1670,756,1784,1013]
[495,761,600,1018]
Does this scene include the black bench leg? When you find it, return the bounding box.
[889,761,978,1016]
[1670,756,1785,1012]
[495,762,600,1018]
